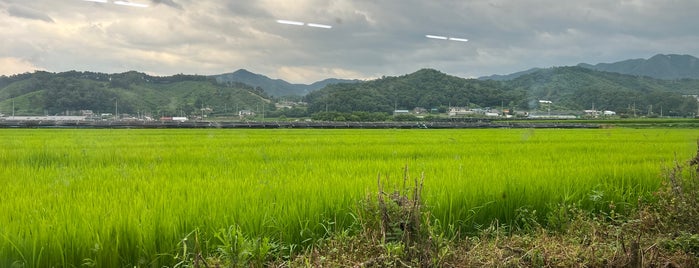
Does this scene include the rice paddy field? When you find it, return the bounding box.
[0,128,697,267]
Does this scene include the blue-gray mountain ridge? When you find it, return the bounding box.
[212,69,361,97]
[480,54,699,81]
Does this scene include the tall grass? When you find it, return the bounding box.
[0,128,695,266]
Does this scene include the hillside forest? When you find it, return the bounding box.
[1,67,698,119]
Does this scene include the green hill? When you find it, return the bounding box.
[508,66,699,115]
[305,69,526,114]
[306,67,699,117]
[3,67,698,119]
[0,71,272,117]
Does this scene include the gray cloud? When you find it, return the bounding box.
[1,0,698,82]
[7,5,54,22]
[150,0,183,10]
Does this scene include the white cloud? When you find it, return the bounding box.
[0,57,44,75]
[6,4,54,22]
[275,66,372,83]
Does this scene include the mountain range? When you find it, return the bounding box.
[305,67,699,117]
[577,54,699,80]
[212,69,360,97]
[215,54,699,94]
[478,68,543,81]
[2,54,698,118]
[481,54,699,81]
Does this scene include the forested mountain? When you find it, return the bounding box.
[212,69,359,97]
[3,65,698,119]
[480,54,699,81]
[306,67,699,117]
[305,69,527,113]
[507,66,699,115]
[578,54,699,80]
[479,68,542,81]
[0,71,272,117]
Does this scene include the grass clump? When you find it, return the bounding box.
[281,166,459,267]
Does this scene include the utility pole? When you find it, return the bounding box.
[114,99,118,121]
[12,99,15,119]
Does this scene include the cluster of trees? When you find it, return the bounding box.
[0,74,123,115]
[266,107,309,118]
[43,77,123,114]
[221,81,270,100]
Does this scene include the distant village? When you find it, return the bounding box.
[3,98,671,123]
[2,95,699,123]
[394,104,616,120]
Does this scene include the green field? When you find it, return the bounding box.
[0,129,697,267]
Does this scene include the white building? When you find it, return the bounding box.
[238,110,255,118]
[393,110,410,115]
[448,107,473,117]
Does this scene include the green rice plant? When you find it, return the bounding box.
[0,128,696,266]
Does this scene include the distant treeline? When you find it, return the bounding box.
[0,71,271,116]
[2,67,698,118]
[305,67,699,117]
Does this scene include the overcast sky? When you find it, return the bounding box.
[1,0,698,83]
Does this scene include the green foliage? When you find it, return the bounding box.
[662,233,699,257]
[0,71,271,117]
[306,69,521,114]
[304,67,699,117]
[211,225,278,267]
[0,129,697,266]
[3,68,698,119]
[509,66,699,115]
[266,107,308,118]
[641,144,699,235]
[311,111,388,121]
[287,146,699,267]
[392,114,419,121]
